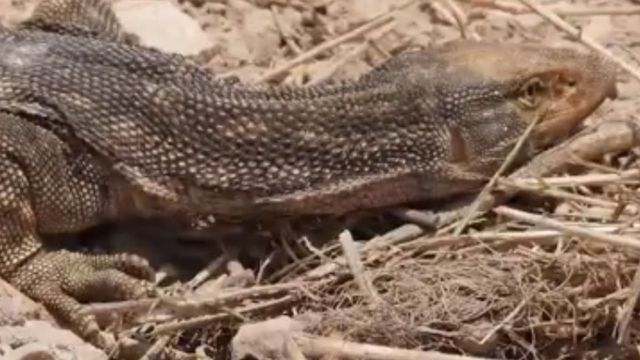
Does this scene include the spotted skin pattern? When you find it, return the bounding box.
[0,0,618,348]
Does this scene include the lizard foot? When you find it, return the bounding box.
[9,249,156,347]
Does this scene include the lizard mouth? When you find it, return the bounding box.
[533,75,618,148]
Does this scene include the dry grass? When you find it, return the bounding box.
[303,232,640,358]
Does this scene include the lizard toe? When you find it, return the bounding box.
[84,252,155,282]
[9,249,156,345]
[64,266,155,302]
[14,261,102,341]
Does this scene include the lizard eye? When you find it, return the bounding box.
[518,77,546,108]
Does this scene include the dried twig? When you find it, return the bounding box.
[510,122,639,180]
[302,224,424,280]
[399,226,639,253]
[114,336,191,360]
[81,282,302,317]
[506,169,640,188]
[443,0,480,40]
[480,284,543,344]
[391,208,445,228]
[308,21,396,85]
[429,0,478,39]
[550,7,640,17]
[139,335,172,360]
[494,206,640,251]
[186,253,229,290]
[294,334,492,360]
[468,1,640,16]
[258,0,420,82]
[517,0,640,83]
[338,230,383,305]
[137,295,296,338]
[270,5,302,55]
[616,260,640,344]
[498,178,631,209]
[438,120,640,234]
[465,0,524,13]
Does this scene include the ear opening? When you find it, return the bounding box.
[448,126,469,166]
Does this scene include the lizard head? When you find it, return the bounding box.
[402,40,618,173]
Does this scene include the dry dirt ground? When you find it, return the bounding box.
[2,0,640,359]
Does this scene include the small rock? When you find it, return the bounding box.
[0,277,53,326]
[227,0,281,66]
[231,315,321,360]
[113,0,213,55]
[0,321,106,360]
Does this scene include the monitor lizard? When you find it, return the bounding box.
[0,0,618,348]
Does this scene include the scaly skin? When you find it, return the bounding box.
[0,0,618,348]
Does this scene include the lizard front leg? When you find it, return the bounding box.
[0,117,155,347]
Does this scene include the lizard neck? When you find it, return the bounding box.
[228,76,410,119]
[155,72,443,215]
[104,74,438,219]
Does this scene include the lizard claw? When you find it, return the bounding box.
[10,250,156,344]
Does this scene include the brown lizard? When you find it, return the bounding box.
[0,0,618,348]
